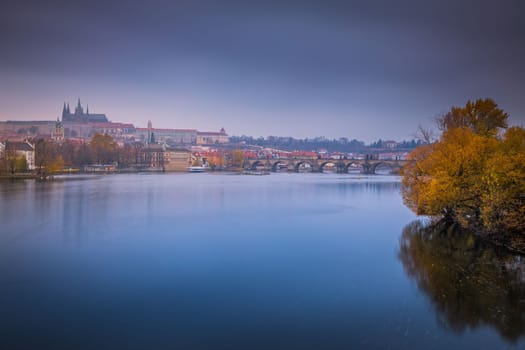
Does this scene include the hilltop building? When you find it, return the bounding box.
[0,101,231,149]
[384,140,398,149]
[62,99,108,123]
[196,128,229,145]
[0,120,55,140]
[135,120,197,145]
[91,122,136,141]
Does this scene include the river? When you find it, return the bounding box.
[0,173,523,349]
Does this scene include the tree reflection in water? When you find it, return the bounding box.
[399,220,525,343]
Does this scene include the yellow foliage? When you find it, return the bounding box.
[402,99,524,235]
[481,127,525,233]
[90,133,117,164]
[47,155,64,174]
[230,149,245,168]
[206,154,225,168]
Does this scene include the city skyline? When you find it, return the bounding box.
[1,0,524,143]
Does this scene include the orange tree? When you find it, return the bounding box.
[90,133,117,164]
[401,98,524,235]
[35,138,64,174]
[481,127,525,234]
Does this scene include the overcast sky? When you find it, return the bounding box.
[1,0,524,142]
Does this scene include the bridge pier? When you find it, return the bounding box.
[362,162,373,175]
[336,161,346,174]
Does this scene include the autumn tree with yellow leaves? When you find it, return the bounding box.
[90,133,117,164]
[401,98,525,245]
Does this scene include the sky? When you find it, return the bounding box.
[1,0,524,142]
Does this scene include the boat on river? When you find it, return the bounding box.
[187,166,207,173]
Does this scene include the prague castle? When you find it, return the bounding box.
[1,98,229,146]
[62,99,108,123]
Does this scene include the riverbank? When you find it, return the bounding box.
[0,173,36,180]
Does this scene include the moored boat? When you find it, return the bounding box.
[187,166,207,173]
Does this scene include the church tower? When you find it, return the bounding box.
[147,120,153,144]
[62,102,70,121]
[60,98,108,123]
[74,98,84,116]
[52,117,65,142]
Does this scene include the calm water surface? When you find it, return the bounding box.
[0,173,523,349]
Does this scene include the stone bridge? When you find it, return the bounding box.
[243,157,408,174]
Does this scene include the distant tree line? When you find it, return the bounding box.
[33,133,125,175]
[230,135,422,153]
[230,135,366,153]
[0,134,140,176]
[369,139,425,149]
[13,134,249,175]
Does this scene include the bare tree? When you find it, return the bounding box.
[413,125,436,144]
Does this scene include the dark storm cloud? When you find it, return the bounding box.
[1,0,524,139]
[3,0,523,78]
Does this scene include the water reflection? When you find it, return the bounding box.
[399,221,525,343]
[6,174,523,349]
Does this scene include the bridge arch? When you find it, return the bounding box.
[250,160,265,170]
[319,161,338,173]
[271,160,288,172]
[294,161,313,173]
[370,162,394,174]
[345,162,364,173]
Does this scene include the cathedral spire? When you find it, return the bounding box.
[62,102,68,120]
[74,98,84,116]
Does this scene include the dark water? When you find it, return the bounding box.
[0,174,523,350]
